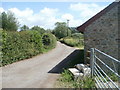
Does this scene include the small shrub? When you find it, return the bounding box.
[42,34,51,46]
[105,73,118,82]
[81,77,95,88]
[60,69,73,82]
[109,74,118,82]
[42,33,56,50]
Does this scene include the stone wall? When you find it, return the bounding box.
[84,4,119,66]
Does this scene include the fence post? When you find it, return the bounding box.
[90,48,95,77]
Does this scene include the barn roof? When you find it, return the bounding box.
[76,1,119,33]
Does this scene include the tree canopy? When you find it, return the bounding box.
[31,26,45,34]
[0,11,19,31]
[20,25,29,31]
[52,22,71,39]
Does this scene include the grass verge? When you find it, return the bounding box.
[55,49,96,88]
[55,69,95,88]
[60,37,84,48]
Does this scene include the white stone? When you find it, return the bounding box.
[82,67,91,76]
[68,68,84,79]
[68,68,79,73]
[76,64,85,71]
[74,73,84,80]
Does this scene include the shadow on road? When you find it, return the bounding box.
[48,49,84,74]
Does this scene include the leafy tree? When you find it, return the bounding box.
[55,22,67,27]
[31,26,45,34]
[46,29,52,33]
[20,25,29,31]
[71,33,84,39]
[53,22,71,39]
[0,13,2,28]
[0,12,7,30]
[69,27,79,34]
[1,11,19,31]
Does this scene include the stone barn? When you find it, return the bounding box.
[77,1,120,64]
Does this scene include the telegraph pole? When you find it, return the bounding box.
[67,19,69,27]
[67,19,69,36]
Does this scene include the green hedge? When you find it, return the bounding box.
[42,33,57,50]
[0,29,2,65]
[60,37,84,47]
[1,30,56,66]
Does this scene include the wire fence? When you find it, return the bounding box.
[90,48,120,89]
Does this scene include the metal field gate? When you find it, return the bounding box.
[90,48,120,89]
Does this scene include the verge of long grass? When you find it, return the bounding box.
[57,69,96,88]
[60,37,84,48]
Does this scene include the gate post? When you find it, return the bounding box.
[90,48,95,77]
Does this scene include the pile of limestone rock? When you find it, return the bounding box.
[68,64,91,79]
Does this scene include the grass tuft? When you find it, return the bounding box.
[57,69,95,88]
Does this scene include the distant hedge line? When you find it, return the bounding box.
[1,30,56,66]
[60,37,84,47]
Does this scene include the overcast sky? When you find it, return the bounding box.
[0,1,113,29]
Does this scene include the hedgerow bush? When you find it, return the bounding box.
[71,33,84,39]
[1,30,56,66]
[59,33,84,48]
[42,33,56,50]
[60,37,84,47]
[0,29,2,66]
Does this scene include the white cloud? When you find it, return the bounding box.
[9,8,33,18]
[69,19,83,27]
[40,7,58,16]
[61,13,74,20]
[70,3,106,21]
[0,7,4,13]
[7,7,60,29]
[61,13,83,27]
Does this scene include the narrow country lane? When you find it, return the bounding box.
[1,42,79,88]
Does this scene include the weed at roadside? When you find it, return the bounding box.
[57,69,96,88]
